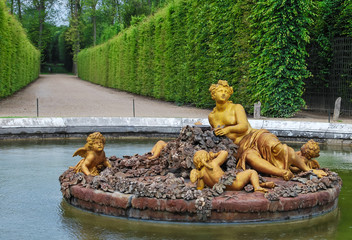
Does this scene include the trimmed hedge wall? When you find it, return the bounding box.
[0,0,40,98]
[78,0,251,108]
[77,0,312,115]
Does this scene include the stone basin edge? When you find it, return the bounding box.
[65,182,341,223]
[0,117,351,143]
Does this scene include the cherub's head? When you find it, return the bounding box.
[209,80,234,101]
[300,139,320,160]
[193,150,211,170]
[86,132,106,151]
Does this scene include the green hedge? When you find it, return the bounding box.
[0,0,40,98]
[78,0,251,108]
[77,0,313,116]
[248,0,313,117]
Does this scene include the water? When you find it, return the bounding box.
[0,139,351,240]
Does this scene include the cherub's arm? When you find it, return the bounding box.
[307,159,320,169]
[292,154,311,171]
[209,151,221,159]
[212,150,228,166]
[102,152,111,168]
[81,153,95,175]
[291,153,327,178]
[214,105,249,136]
[290,154,306,172]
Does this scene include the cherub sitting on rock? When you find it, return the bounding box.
[72,132,111,176]
[190,150,275,193]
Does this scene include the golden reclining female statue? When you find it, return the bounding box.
[208,80,326,180]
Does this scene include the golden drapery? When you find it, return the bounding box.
[236,129,289,171]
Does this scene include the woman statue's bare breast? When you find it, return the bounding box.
[209,105,237,128]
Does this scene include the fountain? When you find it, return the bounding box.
[59,80,342,223]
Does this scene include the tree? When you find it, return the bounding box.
[66,0,82,73]
[10,0,13,14]
[17,0,21,19]
[100,0,119,25]
[82,0,98,46]
[34,0,45,55]
[15,0,56,64]
[118,0,171,28]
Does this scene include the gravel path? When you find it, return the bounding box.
[0,74,210,118]
[0,74,351,124]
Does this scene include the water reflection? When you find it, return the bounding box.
[0,139,351,239]
[59,198,341,240]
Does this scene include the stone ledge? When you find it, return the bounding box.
[0,117,351,142]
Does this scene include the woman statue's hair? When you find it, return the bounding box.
[209,80,234,99]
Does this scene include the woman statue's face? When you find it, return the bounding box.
[214,86,230,103]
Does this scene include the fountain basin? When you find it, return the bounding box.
[60,126,342,223]
[63,176,341,223]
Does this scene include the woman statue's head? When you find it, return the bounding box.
[209,80,234,100]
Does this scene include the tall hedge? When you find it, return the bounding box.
[77,0,313,116]
[0,0,40,98]
[248,0,313,117]
[78,0,252,108]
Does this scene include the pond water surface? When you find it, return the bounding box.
[0,139,351,240]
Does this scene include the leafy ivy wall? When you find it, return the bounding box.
[77,0,313,117]
[0,0,40,98]
[248,0,313,117]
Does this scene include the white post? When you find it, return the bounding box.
[333,97,341,121]
[254,101,261,119]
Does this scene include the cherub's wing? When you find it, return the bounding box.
[73,147,87,158]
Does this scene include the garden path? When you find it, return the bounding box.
[0,74,351,123]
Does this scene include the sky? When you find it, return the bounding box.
[52,0,69,26]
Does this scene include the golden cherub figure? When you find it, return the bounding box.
[148,140,167,160]
[291,139,321,172]
[72,132,111,176]
[190,150,275,193]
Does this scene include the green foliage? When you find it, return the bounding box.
[65,15,82,63]
[19,0,57,65]
[119,0,156,27]
[0,0,40,98]
[305,0,352,104]
[77,0,350,116]
[57,28,73,71]
[97,22,121,45]
[77,0,253,109]
[248,0,313,117]
[335,0,352,37]
[305,0,346,92]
